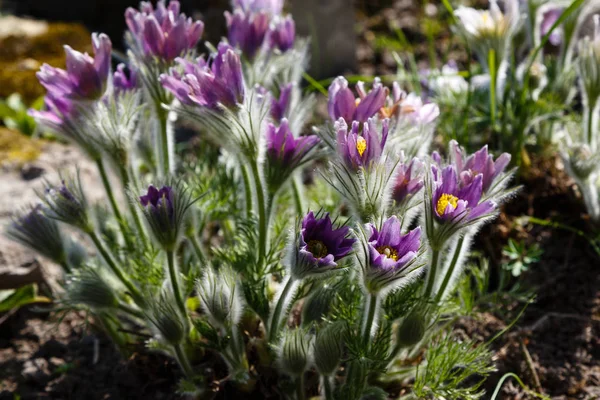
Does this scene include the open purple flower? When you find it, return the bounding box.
[432,165,496,223]
[450,141,511,193]
[36,33,111,100]
[113,63,138,94]
[268,15,295,52]
[336,117,389,171]
[125,0,204,61]
[140,185,174,219]
[266,119,320,169]
[29,93,76,128]
[270,83,293,120]
[328,77,388,123]
[233,0,283,14]
[368,217,421,272]
[392,158,424,204]
[291,211,355,279]
[225,8,271,59]
[160,42,245,109]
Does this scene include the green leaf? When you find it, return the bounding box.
[0,285,51,313]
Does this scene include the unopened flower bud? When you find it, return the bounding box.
[302,284,336,325]
[197,267,243,329]
[41,174,91,232]
[396,312,426,348]
[278,329,312,377]
[146,293,187,346]
[66,268,119,310]
[313,322,344,376]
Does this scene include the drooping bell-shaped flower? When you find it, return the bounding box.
[432,166,496,223]
[160,42,245,110]
[450,140,511,194]
[288,211,355,280]
[362,216,422,293]
[113,63,138,94]
[268,15,295,52]
[36,33,111,101]
[336,117,389,171]
[125,0,204,61]
[328,77,388,123]
[225,8,271,59]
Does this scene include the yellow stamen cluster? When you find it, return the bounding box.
[356,137,367,157]
[377,245,398,261]
[307,240,328,259]
[436,193,459,216]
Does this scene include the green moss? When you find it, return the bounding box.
[0,127,43,164]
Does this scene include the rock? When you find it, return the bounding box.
[22,358,51,385]
[20,163,45,181]
[0,259,44,290]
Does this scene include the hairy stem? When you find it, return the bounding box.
[88,230,143,305]
[268,276,298,342]
[250,161,268,267]
[296,373,305,400]
[241,164,253,219]
[291,175,306,217]
[361,294,379,347]
[174,343,194,378]
[321,375,334,400]
[117,164,148,247]
[435,236,466,304]
[188,234,207,266]
[423,248,440,298]
[167,250,187,317]
[155,103,171,178]
[96,159,131,248]
[118,302,144,319]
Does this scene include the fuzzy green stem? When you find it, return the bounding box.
[586,100,596,148]
[174,343,194,378]
[117,164,148,247]
[435,236,466,304]
[155,103,171,178]
[167,250,187,317]
[361,294,379,347]
[291,176,305,217]
[118,302,144,319]
[296,373,305,400]
[241,164,253,219]
[188,234,207,266]
[99,314,128,355]
[322,375,334,400]
[96,159,131,247]
[423,249,440,298]
[268,276,297,342]
[250,161,268,267]
[88,231,143,305]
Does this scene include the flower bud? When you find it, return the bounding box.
[396,312,426,348]
[66,268,119,310]
[6,205,68,266]
[301,284,336,325]
[197,267,243,329]
[40,173,91,232]
[146,292,187,346]
[313,322,344,376]
[277,329,312,377]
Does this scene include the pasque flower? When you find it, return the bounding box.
[225,8,271,59]
[268,15,295,52]
[113,63,138,94]
[125,0,204,61]
[328,77,388,123]
[450,140,511,194]
[290,211,355,279]
[233,0,283,14]
[432,165,496,223]
[392,157,424,204]
[266,119,320,169]
[541,7,563,46]
[36,33,111,100]
[41,177,91,232]
[160,42,245,109]
[270,83,293,120]
[336,117,389,171]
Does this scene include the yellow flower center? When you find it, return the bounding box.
[436,193,459,216]
[356,136,367,157]
[307,240,328,259]
[377,245,399,261]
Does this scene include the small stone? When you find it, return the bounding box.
[49,357,65,368]
[20,163,45,181]
[22,358,50,385]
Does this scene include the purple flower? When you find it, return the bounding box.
[42,179,90,231]
[225,8,271,59]
[140,185,174,221]
[450,141,511,193]
[36,33,111,100]
[271,83,293,120]
[432,166,496,223]
[541,7,563,46]
[266,119,320,169]
[160,42,244,109]
[125,0,204,61]
[113,63,138,94]
[392,158,424,204]
[336,117,389,171]
[233,0,283,14]
[328,77,388,123]
[268,15,295,52]
[29,93,76,127]
[368,217,421,272]
[292,211,355,278]
[397,93,440,125]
